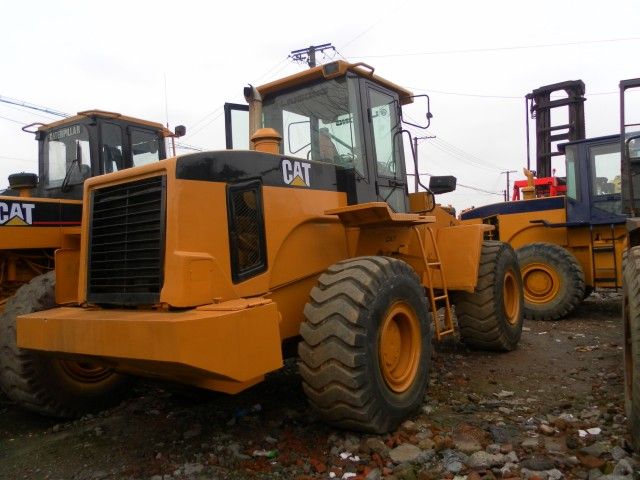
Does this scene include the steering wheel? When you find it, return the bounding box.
[335,154,355,168]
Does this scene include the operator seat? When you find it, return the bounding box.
[318,129,339,163]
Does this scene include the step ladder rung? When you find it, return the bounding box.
[437,327,455,336]
[426,262,442,267]
[593,246,615,252]
[594,277,617,282]
[432,295,448,301]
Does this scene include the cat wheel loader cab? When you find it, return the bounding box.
[15,61,524,433]
[620,77,640,452]
[461,82,627,321]
[0,111,175,417]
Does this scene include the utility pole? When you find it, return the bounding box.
[290,43,335,68]
[413,135,436,192]
[501,170,517,201]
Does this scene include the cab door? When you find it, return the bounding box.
[364,83,407,212]
[224,103,249,149]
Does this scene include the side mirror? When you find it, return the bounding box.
[627,135,640,161]
[429,175,457,194]
[402,94,433,130]
[174,125,186,137]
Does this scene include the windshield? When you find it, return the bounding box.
[262,76,365,174]
[45,124,91,188]
[131,128,161,166]
[590,142,622,214]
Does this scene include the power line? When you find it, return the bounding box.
[0,95,68,118]
[402,116,508,172]
[176,142,204,152]
[185,56,294,141]
[339,0,410,52]
[409,86,521,99]
[250,57,291,85]
[1,102,61,121]
[0,155,33,163]
[426,135,508,173]
[350,36,640,59]
[457,181,503,196]
[0,113,27,125]
[184,109,225,140]
[409,85,617,99]
[187,106,224,132]
[412,171,502,196]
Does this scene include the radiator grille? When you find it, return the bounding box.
[87,175,165,305]
[228,181,267,282]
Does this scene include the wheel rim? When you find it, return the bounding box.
[503,269,520,325]
[522,262,561,304]
[378,301,421,393]
[58,360,114,383]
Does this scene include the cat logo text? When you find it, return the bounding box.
[281,159,311,188]
[0,202,35,226]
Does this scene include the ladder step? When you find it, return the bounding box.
[594,277,617,282]
[593,246,615,252]
[432,295,449,301]
[426,262,442,267]
[437,327,455,336]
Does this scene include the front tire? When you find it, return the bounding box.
[623,247,640,451]
[453,241,523,351]
[298,257,431,433]
[516,242,585,321]
[0,272,129,417]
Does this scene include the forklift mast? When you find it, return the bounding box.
[527,80,586,178]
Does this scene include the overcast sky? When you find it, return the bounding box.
[2,0,639,211]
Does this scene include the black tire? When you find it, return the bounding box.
[298,256,431,434]
[0,272,129,417]
[453,241,523,351]
[516,242,585,321]
[623,247,640,451]
[583,286,594,300]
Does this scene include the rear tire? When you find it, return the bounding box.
[516,242,585,321]
[453,241,523,351]
[0,272,129,417]
[623,247,640,451]
[583,286,594,300]
[298,256,431,433]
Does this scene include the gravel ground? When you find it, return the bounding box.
[0,292,636,480]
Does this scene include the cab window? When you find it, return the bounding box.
[590,143,620,196]
[45,124,91,188]
[369,89,398,178]
[131,128,161,166]
[565,145,579,200]
[590,142,622,215]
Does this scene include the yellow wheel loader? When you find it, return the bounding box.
[0,110,178,416]
[13,62,524,432]
[621,78,640,451]
[461,82,626,321]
